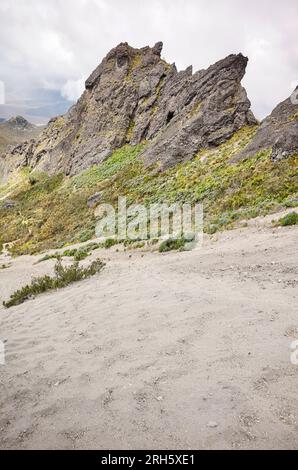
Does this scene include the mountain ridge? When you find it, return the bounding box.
[0,43,297,256]
[0,42,258,180]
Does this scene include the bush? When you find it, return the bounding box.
[37,252,61,263]
[38,245,100,263]
[3,258,105,308]
[159,238,186,253]
[79,229,94,243]
[278,212,298,226]
[73,248,89,261]
[85,242,101,251]
[103,238,118,249]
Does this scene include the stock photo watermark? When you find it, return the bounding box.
[0,80,5,105]
[290,340,298,366]
[95,197,204,248]
[290,83,298,105]
[0,340,5,365]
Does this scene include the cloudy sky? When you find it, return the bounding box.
[0,0,297,123]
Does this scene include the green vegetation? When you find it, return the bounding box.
[126,120,136,142]
[0,127,297,256]
[277,212,298,226]
[102,238,119,249]
[37,242,102,263]
[159,238,187,253]
[3,258,105,308]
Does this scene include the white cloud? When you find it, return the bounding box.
[61,78,85,101]
[0,0,297,119]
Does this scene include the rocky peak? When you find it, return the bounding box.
[85,41,167,90]
[0,42,257,179]
[232,88,298,162]
[6,116,34,130]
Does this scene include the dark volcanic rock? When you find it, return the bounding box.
[232,89,298,162]
[0,42,256,180]
[141,53,257,169]
[87,192,103,209]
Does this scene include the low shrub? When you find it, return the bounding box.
[38,244,101,263]
[278,212,298,226]
[159,238,186,253]
[37,253,61,263]
[73,248,90,261]
[3,258,105,308]
[103,238,119,249]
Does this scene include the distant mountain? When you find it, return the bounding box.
[0,89,74,125]
[0,116,44,156]
[6,115,35,130]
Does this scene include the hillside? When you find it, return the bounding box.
[0,43,297,256]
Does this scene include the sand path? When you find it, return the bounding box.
[0,220,297,449]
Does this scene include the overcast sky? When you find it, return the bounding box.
[0,0,297,122]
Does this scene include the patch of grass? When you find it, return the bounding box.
[73,248,90,261]
[282,197,298,208]
[103,238,119,249]
[38,243,102,263]
[85,242,101,251]
[37,253,61,263]
[277,212,298,226]
[159,238,187,253]
[126,120,136,142]
[3,258,105,308]
[70,144,144,190]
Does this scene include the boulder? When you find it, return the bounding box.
[87,192,102,209]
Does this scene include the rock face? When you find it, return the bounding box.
[141,53,257,169]
[1,42,257,180]
[232,89,298,162]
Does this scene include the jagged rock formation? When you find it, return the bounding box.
[0,42,257,180]
[233,88,298,162]
[140,53,257,169]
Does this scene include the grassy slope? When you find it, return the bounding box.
[0,126,297,256]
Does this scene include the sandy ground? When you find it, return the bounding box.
[0,215,297,450]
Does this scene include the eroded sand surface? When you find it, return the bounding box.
[0,219,297,449]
